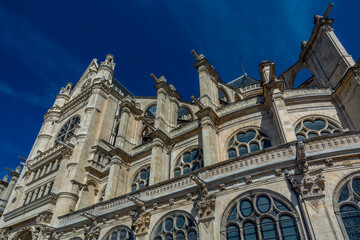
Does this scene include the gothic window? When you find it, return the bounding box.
[294,116,343,140]
[151,211,198,240]
[334,172,360,240]
[145,104,157,119]
[102,225,134,240]
[222,190,302,240]
[131,166,150,192]
[178,107,193,125]
[227,128,271,159]
[55,116,80,145]
[173,148,203,177]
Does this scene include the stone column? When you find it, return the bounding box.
[2,172,19,202]
[154,88,169,132]
[149,138,168,185]
[260,61,297,143]
[104,156,125,200]
[196,108,219,166]
[115,107,131,148]
[193,55,220,108]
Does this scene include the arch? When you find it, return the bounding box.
[177,106,194,126]
[221,189,303,240]
[218,86,231,105]
[144,103,157,119]
[102,225,134,240]
[98,185,106,203]
[333,171,360,240]
[173,146,203,177]
[141,126,153,144]
[294,68,313,88]
[150,210,199,240]
[130,164,150,192]
[11,227,33,240]
[226,127,272,159]
[55,115,81,146]
[294,115,344,141]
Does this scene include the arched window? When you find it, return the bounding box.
[102,225,134,240]
[55,116,80,145]
[294,116,343,140]
[178,107,193,125]
[173,148,203,177]
[334,172,360,240]
[145,104,157,119]
[131,166,150,192]
[151,211,198,240]
[227,128,271,159]
[222,190,302,240]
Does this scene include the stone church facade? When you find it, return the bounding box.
[0,4,360,240]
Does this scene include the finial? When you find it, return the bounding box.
[3,174,9,182]
[16,165,21,173]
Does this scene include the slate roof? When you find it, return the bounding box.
[227,74,259,89]
[112,78,133,96]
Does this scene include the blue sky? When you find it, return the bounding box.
[0,1,359,177]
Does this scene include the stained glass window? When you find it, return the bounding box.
[55,116,80,145]
[335,174,360,240]
[294,116,343,140]
[103,225,134,240]
[151,212,198,240]
[227,128,271,159]
[131,166,150,192]
[223,192,301,240]
[173,148,203,177]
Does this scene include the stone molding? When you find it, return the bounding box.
[283,87,332,99]
[57,131,360,227]
[3,193,57,222]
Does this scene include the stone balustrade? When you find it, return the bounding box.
[58,130,360,227]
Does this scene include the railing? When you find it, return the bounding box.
[283,87,332,99]
[58,130,360,226]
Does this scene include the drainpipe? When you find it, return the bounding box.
[284,169,314,240]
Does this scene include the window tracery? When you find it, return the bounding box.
[151,211,198,240]
[334,172,360,240]
[103,225,134,240]
[173,148,203,177]
[55,116,80,145]
[131,166,150,192]
[227,128,271,159]
[222,191,301,240]
[294,116,343,140]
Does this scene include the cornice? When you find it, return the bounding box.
[3,193,57,222]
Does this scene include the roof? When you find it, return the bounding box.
[227,74,259,89]
[112,78,133,96]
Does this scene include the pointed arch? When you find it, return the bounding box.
[102,225,134,240]
[177,106,194,126]
[333,171,360,240]
[150,210,199,240]
[221,189,303,240]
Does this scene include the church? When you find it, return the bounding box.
[0,3,359,240]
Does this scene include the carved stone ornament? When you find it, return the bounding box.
[296,141,308,173]
[36,212,53,225]
[194,188,216,221]
[245,175,253,184]
[81,78,92,92]
[0,228,10,240]
[289,169,325,200]
[84,220,101,240]
[133,207,151,236]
